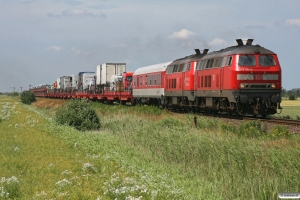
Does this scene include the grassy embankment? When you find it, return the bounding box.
[0,95,300,199]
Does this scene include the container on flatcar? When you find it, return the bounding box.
[59,76,71,90]
[70,74,78,90]
[78,72,96,91]
[96,63,126,86]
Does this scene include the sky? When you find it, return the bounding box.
[0,0,300,92]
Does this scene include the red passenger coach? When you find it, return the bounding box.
[194,39,282,116]
[164,49,208,109]
[132,62,171,106]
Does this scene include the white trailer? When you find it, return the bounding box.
[96,63,126,86]
[70,74,78,89]
[78,72,96,90]
[60,76,71,90]
[56,78,61,89]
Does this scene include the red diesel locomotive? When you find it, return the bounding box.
[133,39,282,116]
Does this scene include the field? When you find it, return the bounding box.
[274,99,300,119]
[0,95,300,199]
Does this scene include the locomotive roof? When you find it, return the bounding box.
[134,61,172,75]
[203,44,276,59]
[169,53,206,65]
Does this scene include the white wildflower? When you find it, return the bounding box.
[35,191,47,197]
[55,179,71,187]
[61,170,72,175]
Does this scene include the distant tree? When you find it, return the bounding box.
[21,91,36,104]
[281,88,287,97]
[289,93,296,100]
[9,92,19,97]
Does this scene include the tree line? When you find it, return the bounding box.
[281,88,300,100]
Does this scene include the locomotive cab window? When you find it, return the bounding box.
[166,65,174,74]
[259,55,276,66]
[238,55,256,66]
[185,63,192,71]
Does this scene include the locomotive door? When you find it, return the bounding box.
[220,67,224,91]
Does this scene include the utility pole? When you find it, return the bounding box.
[20,87,22,92]
[10,86,15,92]
[29,85,32,90]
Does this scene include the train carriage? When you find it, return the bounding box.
[132,62,171,106]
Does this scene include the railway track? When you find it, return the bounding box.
[198,113,300,127]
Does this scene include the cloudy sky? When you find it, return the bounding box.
[0,0,299,92]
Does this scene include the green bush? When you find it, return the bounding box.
[21,91,36,104]
[55,99,100,131]
[8,92,19,97]
[288,94,296,100]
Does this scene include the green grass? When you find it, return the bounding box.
[1,96,300,199]
[274,99,300,119]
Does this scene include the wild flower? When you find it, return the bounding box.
[125,195,143,200]
[35,190,47,197]
[82,162,97,173]
[61,170,72,175]
[55,179,71,188]
[0,176,20,198]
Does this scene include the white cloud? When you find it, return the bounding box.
[208,38,227,46]
[48,8,106,18]
[168,29,196,39]
[285,18,300,26]
[71,47,89,55]
[46,46,62,51]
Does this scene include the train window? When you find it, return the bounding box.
[167,66,174,74]
[196,61,201,70]
[225,56,233,66]
[221,57,227,67]
[218,57,224,67]
[178,64,185,72]
[172,65,178,72]
[206,60,211,68]
[140,76,142,86]
[187,63,191,71]
[209,59,215,68]
[201,60,207,69]
[215,58,220,67]
[238,55,256,66]
[259,55,276,66]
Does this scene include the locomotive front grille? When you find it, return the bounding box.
[250,84,266,88]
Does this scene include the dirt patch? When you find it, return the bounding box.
[32,98,69,109]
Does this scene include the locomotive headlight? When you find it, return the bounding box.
[271,83,276,89]
[239,83,245,89]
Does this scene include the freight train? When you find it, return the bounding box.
[30,39,282,117]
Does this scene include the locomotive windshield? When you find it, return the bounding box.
[259,55,276,66]
[238,55,256,66]
[126,76,132,82]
